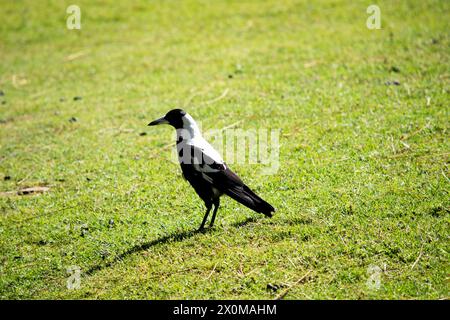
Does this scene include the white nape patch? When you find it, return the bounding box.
[181,113,201,138]
[190,137,224,165]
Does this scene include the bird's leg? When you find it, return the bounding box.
[209,199,220,228]
[199,203,212,231]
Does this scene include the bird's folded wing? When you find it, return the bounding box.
[180,144,244,188]
[180,144,274,216]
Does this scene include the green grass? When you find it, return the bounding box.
[0,0,449,299]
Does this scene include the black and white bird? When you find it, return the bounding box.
[148,109,275,230]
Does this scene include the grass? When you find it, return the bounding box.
[0,0,449,299]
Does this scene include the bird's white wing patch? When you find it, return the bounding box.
[188,137,224,164]
[177,137,225,175]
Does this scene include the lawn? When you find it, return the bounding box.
[0,0,448,299]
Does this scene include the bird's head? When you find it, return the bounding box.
[148,109,201,138]
[148,109,187,129]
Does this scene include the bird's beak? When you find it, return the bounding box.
[148,116,169,126]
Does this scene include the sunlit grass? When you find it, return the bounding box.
[0,0,448,299]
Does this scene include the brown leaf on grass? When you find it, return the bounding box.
[17,186,50,195]
[1,186,50,197]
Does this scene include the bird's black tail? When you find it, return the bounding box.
[225,185,275,217]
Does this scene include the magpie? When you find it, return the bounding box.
[148,109,275,230]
